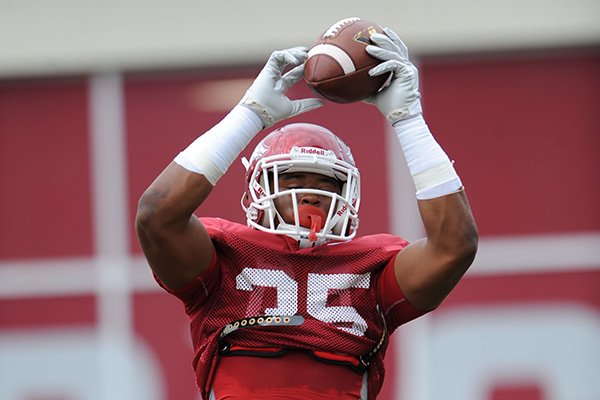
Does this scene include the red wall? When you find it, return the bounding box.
[0,78,93,259]
[421,52,600,236]
[0,50,598,400]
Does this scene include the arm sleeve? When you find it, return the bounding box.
[375,257,431,333]
[153,250,220,315]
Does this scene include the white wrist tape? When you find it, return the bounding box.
[393,115,462,199]
[174,105,263,185]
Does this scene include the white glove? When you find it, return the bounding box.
[240,46,324,128]
[363,28,423,125]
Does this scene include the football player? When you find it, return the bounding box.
[136,28,478,400]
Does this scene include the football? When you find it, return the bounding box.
[304,17,391,104]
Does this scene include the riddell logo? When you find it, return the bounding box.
[300,147,327,156]
[291,146,336,160]
[253,181,266,197]
[336,204,348,216]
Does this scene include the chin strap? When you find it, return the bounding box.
[276,223,329,248]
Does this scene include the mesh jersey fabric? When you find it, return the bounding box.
[155,217,429,400]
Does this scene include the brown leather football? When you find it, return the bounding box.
[304,18,391,104]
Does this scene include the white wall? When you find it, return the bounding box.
[1,0,599,78]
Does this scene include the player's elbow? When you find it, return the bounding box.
[452,223,479,270]
[135,188,173,235]
[435,221,479,273]
[136,191,158,237]
[462,231,479,266]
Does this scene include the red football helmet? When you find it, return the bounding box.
[241,123,360,246]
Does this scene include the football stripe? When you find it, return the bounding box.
[308,44,356,75]
[323,17,360,37]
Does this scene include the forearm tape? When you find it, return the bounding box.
[393,115,462,199]
[174,105,263,185]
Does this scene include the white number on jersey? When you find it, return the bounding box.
[236,268,370,337]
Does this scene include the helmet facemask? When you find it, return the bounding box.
[241,125,360,247]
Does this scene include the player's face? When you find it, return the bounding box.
[273,172,343,225]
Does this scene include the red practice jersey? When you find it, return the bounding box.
[156,218,428,399]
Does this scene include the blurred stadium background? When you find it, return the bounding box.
[1,1,599,399]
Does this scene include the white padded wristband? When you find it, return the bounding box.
[393,115,462,200]
[174,105,263,185]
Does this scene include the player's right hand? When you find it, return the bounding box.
[240,47,324,128]
[363,28,423,125]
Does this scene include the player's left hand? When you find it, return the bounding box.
[240,47,324,128]
[363,28,423,125]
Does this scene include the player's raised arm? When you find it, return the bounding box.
[365,28,479,311]
[135,47,323,289]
